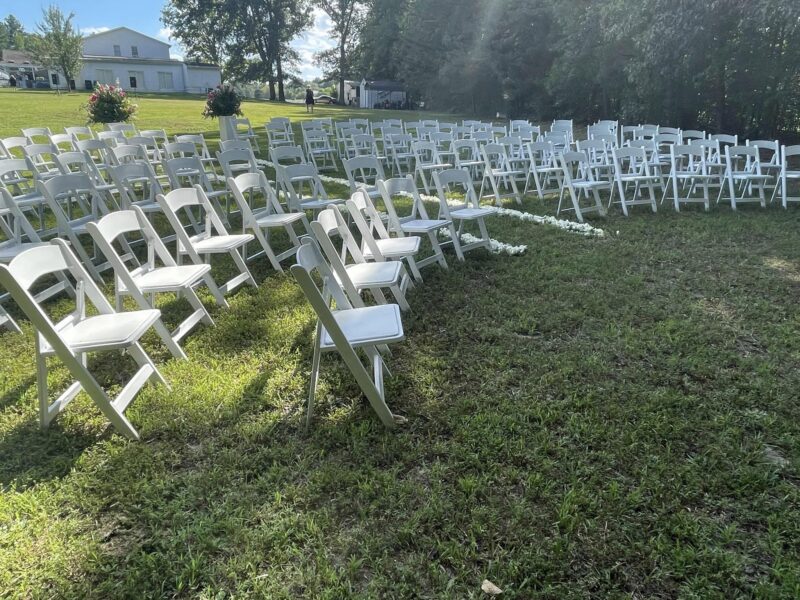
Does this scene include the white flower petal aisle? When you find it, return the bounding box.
[437,228,528,256]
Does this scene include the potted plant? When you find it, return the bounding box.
[85,83,138,124]
[203,84,243,142]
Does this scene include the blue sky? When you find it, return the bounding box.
[4,0,333,79]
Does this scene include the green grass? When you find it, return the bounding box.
[2,91,800,598]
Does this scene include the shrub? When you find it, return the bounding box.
[203,84,243,119]
[85,83,137,124]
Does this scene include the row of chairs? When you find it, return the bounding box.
[2,120,503,436]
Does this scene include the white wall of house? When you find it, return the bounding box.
[78,60,187,92]
[184,65,222,93]
[82,28,170,61]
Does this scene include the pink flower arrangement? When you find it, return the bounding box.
[85,83,137,124]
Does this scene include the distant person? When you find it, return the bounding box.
[305,88,315,113]
[8,74,16,89]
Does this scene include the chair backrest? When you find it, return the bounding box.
[138,129,169,146]
[65,126,95,141]
[55,151,105,183]
[39,172,109,231]
[1,136,31,158]
[23,143,59,176]
[412,141,442,166]
[164,156,213,191]
[681,130,706,142]
[482,143,511,170]
[96,130,127,147]
[110,143,148,166]
[746,140,779,166]
[669,144,707,175]
[21,127,53,142]
[660,127,681,136]
[612,146,652,175]
[163,141,198,159]
[0,187,42,251]
[560,150,593,184]
[0,159,36,196]
[174,134,214,160]
[87,207,177,288]
[270,144,307,167]
[215,147,259,179]
[343,156,386,194]
[49,133,76,152]
[107,122,137,136]
[219,139,252,152]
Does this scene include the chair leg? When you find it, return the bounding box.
[306,329,322,429]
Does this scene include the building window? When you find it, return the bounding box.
[128,71,144,90]
[158,72,174,90]
[113,45,121,57]
[96,69,114,83]
[131,46,138,57]
[51,73,59,86]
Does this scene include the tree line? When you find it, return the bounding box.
[352,0,800,138]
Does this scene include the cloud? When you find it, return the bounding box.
[81,26,111,36]
[156,27,173,42]
[290,8,335,80]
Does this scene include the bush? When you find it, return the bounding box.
[203,84,243,119]
[85,83,137,124]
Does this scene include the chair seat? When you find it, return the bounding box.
[572,180,610,189]
[188,234,254,254]
[418,162,451,171]
[130,199,161,212]
[401,218,451,233]
[253,210,306,227]
[321,304,404,350]
[345,261,404,288]
[450,207,496,220]
[363,236,421,260]
[131,264,212,292]
[45,309,162,354]
[731,172,770,181]
[299,199,345,211]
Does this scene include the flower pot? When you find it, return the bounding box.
[219,115,238,142]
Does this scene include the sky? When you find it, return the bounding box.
[3,0,334,79]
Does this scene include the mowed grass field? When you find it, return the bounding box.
[2,90,800,599]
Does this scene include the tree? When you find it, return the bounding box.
[31,6,83,92]
[1,15,36,50]
[161,0,233,70]
[315,0,366,104]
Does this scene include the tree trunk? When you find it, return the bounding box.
[338,43,346,105]
[277,54,285,102]
[268,75,276,101]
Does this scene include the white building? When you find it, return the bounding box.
[0,27,220,93]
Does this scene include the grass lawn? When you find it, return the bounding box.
[2,91,800,598]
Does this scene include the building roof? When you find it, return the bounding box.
[0,49,35,64]
[362,79,405,92]
[82,26,170,47]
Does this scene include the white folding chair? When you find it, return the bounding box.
[164,156,229,221]
[215,147,259,179]
[385,133,415,176]
[664,145,715,211]
[234,118,261,154]
[303,128,338,172]
[291,237,405,429]
[0,240,167,440]
[347,189,422,282]
[278,163,346,214]
[524,141,563,199]
[378,175,457,270]
[433,168,496,258]
[311,207,410,311]
[0,188,73,332]
[88,207,220,359]
[717,145,769,209]
[21,127,53,143]
[227,171,310,271]
[157,186,256,301]
[65,126,95,142]
[480,143,524,205]
[412,140,451,194]
[773,145,800,208]
[558,151,609,222]
[38,173,114,282]
[610,146,660,216]
[343,155,386,199]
